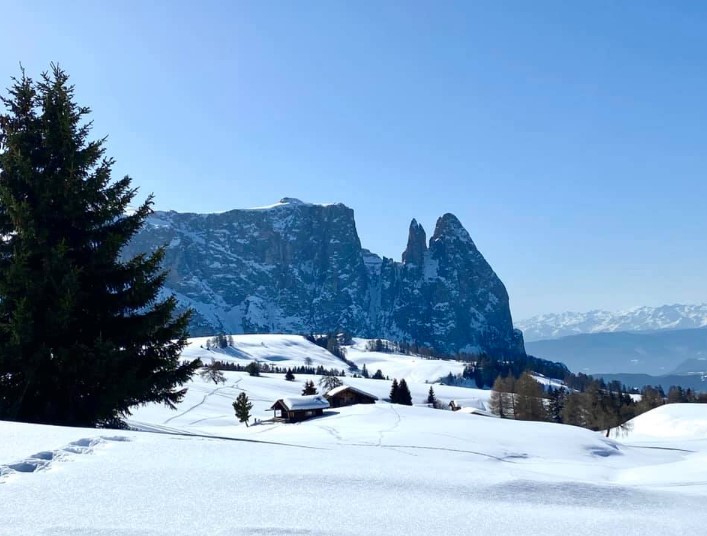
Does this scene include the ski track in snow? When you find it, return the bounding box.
[0,436,129,483]
[163,379,240,424]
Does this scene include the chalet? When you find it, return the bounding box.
[324,385,378,408]
[449,400,461,411]
[268,395,330,422]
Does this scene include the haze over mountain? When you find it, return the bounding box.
[518,304,707,342]
[124,198,524,358]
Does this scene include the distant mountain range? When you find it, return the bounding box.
[518,304,707,342]
[525,327,707,376]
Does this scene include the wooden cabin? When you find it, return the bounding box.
[268,395,330,422]
[324,385,378,408]
[449,400,461,411]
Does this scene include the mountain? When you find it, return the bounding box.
[124,198,524,357]
[517,304,707,341]
[594,372,707,393]
[525,327,707,375]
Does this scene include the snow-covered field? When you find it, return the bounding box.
[2,335,706,535]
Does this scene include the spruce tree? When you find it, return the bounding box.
[427,386,437,406]
[233,392,252,426]
[398,379,413,406]
[285,368,295,381]
[389,378,399,403]
[302,380,318,395]
[0,66,200,426]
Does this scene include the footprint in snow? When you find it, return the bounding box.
[0,435,130,483]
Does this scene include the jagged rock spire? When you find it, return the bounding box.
[402,219,427,265]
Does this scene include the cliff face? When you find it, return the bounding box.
[124,198,525,357]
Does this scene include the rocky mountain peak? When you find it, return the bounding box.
[402,219,427,265]
[431,213,475,246]
[125,201,524,358]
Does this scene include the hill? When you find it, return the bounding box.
[2,357,707,533]
[525,327,707,375]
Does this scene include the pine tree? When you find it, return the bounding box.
[285,368,295,381]
[245,361,260,377]
[398,379,413,406]
[232,392,252,426]
[427,386,437,406]
[389,378,400,403]
[0,66,199,426]
[302,380,318,395]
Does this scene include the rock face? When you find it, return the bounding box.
[124,198,525,357]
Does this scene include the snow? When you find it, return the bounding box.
[275,395,330,411]
[518,303,707,341]
[325,384,378,400]
[345,337,468,384]
[2,335,707,534]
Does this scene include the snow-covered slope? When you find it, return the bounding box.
[185,334,469,385]
[2,373,707,534]
[518,304,707,341]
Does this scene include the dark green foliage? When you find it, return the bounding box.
[0,66,199,426]
[302,379,318,395]
[361,363,369,378]
[397,379,413,406]
[371,369,385,380]
[285,368,295,381]
[389,378,412,405]
[389,378,399,402]
[547,387,566,423]
[245,361,260,377]
[232,392,252,426]
[427,386,437,405]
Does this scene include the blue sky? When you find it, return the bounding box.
[3,0,707,320]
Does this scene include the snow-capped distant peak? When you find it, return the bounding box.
[246,198,339,211]
[518,303,707,341]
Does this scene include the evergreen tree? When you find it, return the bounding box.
[285,368,295,381]
[548,387,566,423]
[372,369,385,380]
[0,66,199,426]
[245,361,260,377]
[427,386,437,406]
[389,378,400,403]
[232,392,252,426]
[361,363,370,378]
[302,380,318,395]
[398,379,413,406]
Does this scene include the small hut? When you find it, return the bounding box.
[449,400,461,411]
[324,385,378,408]
[268,395,330,422]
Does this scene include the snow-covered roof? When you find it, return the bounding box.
[455,407,497,418]
[270,395,330,411]
[325,385,378,400]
